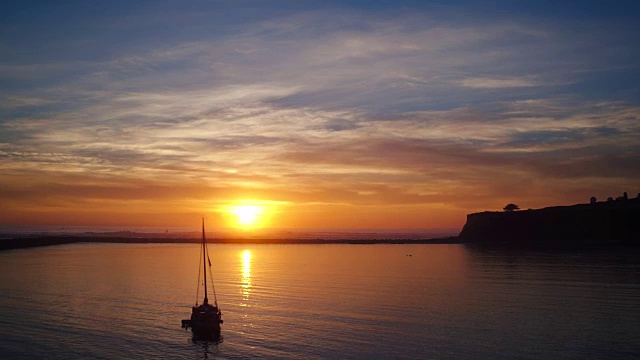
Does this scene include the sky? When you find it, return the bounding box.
[1,0,639,230]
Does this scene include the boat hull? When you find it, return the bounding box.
[182,319,221,340]
[182,304,223,339]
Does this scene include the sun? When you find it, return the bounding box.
[229,205,263,228]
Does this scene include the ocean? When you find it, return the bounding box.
[0,243,638,359]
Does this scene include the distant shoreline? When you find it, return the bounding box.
[0,236,463,251]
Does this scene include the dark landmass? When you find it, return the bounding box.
[5,198,637,251]
[458,197,640,249]
[0,235,462,251]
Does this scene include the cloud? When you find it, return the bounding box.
[460,77,537,88]
[1,4,639,227]
[1,96,56,108]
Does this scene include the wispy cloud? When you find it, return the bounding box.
[1,3,639,228]
[460,77,537,88]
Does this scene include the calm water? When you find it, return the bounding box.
[0,243,639,359]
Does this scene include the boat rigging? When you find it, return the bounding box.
[181,218,223,339]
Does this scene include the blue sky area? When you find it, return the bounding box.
[1,1,639,228]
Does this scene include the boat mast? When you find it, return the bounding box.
[202,217,208,304]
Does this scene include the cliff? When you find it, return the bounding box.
[458,198,640,248]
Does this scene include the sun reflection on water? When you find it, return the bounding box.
[241,250,251,305]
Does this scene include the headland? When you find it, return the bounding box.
[458,196,640,249]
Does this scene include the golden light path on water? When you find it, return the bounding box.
[241,250,251,306]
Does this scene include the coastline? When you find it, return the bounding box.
[0,235,463,251]
[6,198,637,252]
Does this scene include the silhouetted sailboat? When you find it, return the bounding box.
[181,218,223,339]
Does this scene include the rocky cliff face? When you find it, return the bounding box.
[458,198,640,248]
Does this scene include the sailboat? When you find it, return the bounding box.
[181,218,223,339]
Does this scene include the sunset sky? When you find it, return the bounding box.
[1,1,639,230]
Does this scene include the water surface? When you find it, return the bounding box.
[0,244,638,359]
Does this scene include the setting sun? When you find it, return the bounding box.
[229,205,263,228]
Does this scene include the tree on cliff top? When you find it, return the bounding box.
[503,203,520,212]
